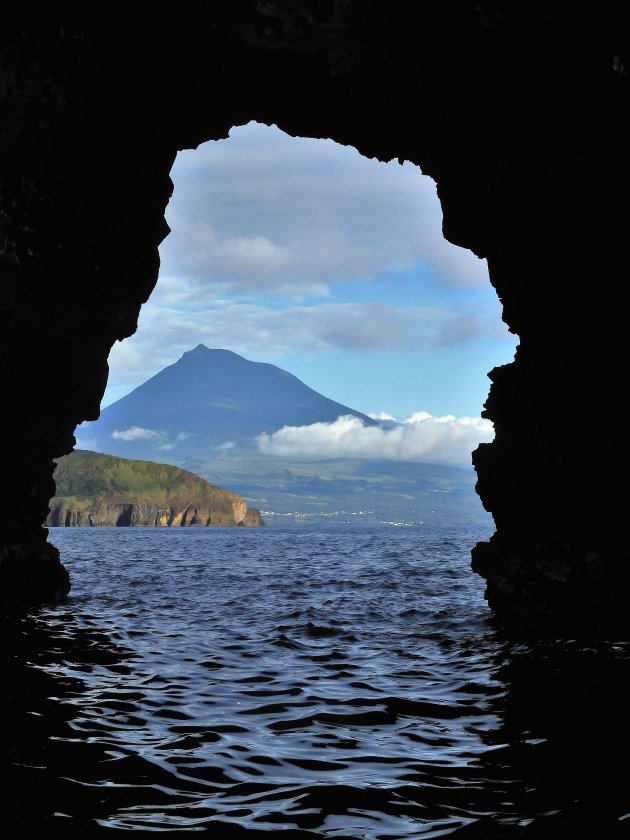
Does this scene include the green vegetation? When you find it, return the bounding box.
[51,450,242,512]
[187,454,489,525]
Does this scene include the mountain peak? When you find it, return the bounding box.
[182,345,242,361]
[184,343,212,355]
[82,348,376,454]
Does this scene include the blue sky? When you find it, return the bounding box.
[104,121,517,422]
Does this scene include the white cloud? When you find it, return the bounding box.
[112,427,164,441]
[157,431,193,451]
[96,121,518,415]
[100,292,515,410]
[159,121,489,295]
[163,218,295,288]
[320,303,408,350]
[256,413,493,467]
[368,411,396,421]
[218,234,292,273]
[110,428,193,451]
[104,298,496,400]
[433,312,510,346]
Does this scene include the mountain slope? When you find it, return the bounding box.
[75,346,489,524]
[79,345,376,459]
[47,450,264,527]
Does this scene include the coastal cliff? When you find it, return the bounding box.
[46,451,264,528]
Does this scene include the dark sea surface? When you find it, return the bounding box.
[3,525,629,838]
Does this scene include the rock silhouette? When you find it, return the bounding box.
[1,3,629,628]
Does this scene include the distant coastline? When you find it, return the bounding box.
[46,450,264,528]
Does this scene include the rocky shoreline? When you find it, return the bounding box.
[46,450,264,529]
[46,501,264,528]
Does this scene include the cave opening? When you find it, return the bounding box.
[115,506,133,527]
[4,7,630,832]
[3,2,629,631]
[77,121,517,526]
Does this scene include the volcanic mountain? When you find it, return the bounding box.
[76,346,488,524]
[78,345,376,461]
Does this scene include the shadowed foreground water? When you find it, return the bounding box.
[3,525,629,837]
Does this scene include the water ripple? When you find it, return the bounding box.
[1,524,628,837]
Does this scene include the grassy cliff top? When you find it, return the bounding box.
[52,449,243,510]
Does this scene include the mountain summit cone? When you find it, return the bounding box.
[78,346,375,459]
[76,347,488,523]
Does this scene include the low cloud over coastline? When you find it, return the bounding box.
[256,412,493,468]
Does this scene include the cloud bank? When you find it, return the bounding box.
[256,413,493,467]
[104,297,511,399]
[98,121,517,414]
[160,121,489,294]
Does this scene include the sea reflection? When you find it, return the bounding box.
[475,639,630,837]
[4,615,628,837]
[3,527,629,837]
[1,609,136,834]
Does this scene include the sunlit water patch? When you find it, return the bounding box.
[3,525,629,837]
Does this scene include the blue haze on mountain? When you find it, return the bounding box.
[76,345,489,524]
[83,345,375,454]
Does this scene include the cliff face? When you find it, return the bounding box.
[45,451,264,528]
[46,501,264,528]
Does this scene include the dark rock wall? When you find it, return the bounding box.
[1,1,630,627]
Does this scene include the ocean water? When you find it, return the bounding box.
[3,524,629,837]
